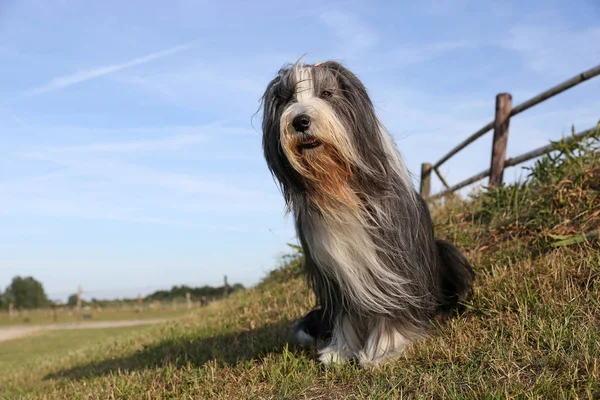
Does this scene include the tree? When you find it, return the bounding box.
[67,294,79,307]
[5,276,48,309]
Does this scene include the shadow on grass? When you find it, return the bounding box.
[44,319,302,381]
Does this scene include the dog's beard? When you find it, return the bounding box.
[279,100,365,214]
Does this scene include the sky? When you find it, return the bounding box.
[1,0,599,302]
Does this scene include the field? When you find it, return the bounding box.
[0,304,190,327]
[1,127,599,399]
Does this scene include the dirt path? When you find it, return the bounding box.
[0,318,170,343]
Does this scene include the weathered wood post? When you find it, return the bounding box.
[223,275,229,298]
[77,284,82,318]
[420,163,432,199]
[52,303,58,323]
[489,93,512,187]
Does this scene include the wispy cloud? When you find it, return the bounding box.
[0,156,283,224]
[372,40,475,71]
[22,124,255,157]
[113,58,275,112]
[25,135,208,156]
[319,10,379,57]
[500,25,600,77]
[20,41,196,98]
[17,155,279,203]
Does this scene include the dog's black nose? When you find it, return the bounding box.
[292,114,311,132]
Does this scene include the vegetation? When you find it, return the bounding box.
[145,283,246,303]
[1,126,598,399]
[0,305,189,327]
[0,326,152,370]
[1,275,244,317]
[2,276,48,310]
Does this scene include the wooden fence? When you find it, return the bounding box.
[420,63,600,201]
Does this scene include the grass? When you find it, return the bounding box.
[1,125,599,399]
[0,326,151,369]
[0,306,190,327]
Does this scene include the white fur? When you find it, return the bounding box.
[302,208,424,317]
[294,65,314,102]
[294,329,316,348]
[358,317,413,367]
[377,122,417,198]
[317,314,362,365]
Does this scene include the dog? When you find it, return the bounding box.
[260,59,474,368]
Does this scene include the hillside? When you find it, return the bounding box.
[1,126,598,399]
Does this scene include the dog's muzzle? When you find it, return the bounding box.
[291,114,322,150]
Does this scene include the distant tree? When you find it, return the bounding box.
[67,294,78,307]
[5,276,48,309]
[231,283,245,291]
[144,282,246,302]
[0,290,4,310]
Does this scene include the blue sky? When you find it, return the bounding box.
[1,0,599,301]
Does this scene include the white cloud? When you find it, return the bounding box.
[0,155,284,224]
[25,135,208,156]
[20,41,196,97]
[18,156,275,201]
[319,10,379,56]
[416,0,471,15]
[501,25,600,78]
[22,124,255,157]
[366,40,475,72]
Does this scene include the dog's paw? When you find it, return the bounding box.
[357,352,389,369]
[357,349,403,369]
[317,346,350,366]
[292,326,316,348]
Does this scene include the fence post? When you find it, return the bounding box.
[186,292,191,310]
[489,93,512,187]
[223,275,229,298]
[420,163,432,199]
[52,303,58,323]
[77,284,82,318]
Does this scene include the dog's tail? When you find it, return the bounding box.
[435,239,475,315]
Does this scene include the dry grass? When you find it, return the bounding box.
[1,126,599,399]
[0,306,190,327]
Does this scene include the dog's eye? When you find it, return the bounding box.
[320,90,333,99]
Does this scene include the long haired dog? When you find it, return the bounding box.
[260,60,474,368]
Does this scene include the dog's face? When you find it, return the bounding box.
[262,61,383,208]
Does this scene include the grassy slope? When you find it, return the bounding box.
[2,127,599,399]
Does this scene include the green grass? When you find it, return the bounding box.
[0,306,191,327]
[0,326,151,369]
[1,126,599,399]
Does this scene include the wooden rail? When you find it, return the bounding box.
[429,126,598,201]
[420,63,600,200]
